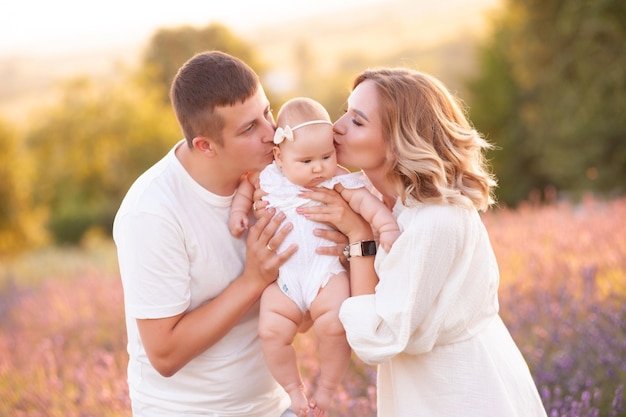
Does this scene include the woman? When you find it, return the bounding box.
[231,97,398,416]
[299,68,548,416]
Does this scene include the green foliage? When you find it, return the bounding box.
[0,118,48,256]
[142,23,268,102]
[468,0,626,205]
[467,25,551,204]
[5,4,624,249]
[26,77,180,244]
[3,23,278,247]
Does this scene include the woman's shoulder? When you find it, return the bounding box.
[399,203,475,235]
[400,200,468,216]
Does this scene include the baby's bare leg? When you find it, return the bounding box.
[308,272,351,417]
[259,283,309,416]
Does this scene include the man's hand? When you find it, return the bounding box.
[243,208,297,289]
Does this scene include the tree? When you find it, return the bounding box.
[141,23,268,103]
[27,76,180,244]
[0,118,48,256]
[22,23,275,245]
[467,24,551,205]
[468,0,626,205]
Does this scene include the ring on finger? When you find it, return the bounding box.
[266,243,274,252]
[253,201,258,211]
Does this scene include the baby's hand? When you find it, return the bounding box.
[228,211,249,238]
[379,229,401,253]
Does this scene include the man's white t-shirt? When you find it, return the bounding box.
[113,141,290,417]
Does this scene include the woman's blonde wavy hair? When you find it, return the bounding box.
[353,68,497,211]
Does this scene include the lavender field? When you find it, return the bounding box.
[1,196,624,416]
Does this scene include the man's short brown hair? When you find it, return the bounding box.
[170,51,259,147]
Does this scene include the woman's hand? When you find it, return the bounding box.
[297,183,374,243]
[313,227,348,258]
[301,184,379,296]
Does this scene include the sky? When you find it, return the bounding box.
[0,0,387,56]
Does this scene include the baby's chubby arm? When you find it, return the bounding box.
[228,172,256,237]
[337,186,400,252]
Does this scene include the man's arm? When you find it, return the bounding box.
[138,208,297,377]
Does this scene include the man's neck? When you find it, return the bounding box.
[175,142,239,196]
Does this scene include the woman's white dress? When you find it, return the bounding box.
[339,201,548,417]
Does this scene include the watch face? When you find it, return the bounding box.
[362,240,377,256]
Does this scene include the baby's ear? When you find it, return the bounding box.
[273,146,283,166]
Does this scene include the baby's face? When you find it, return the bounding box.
[275,123,337,187]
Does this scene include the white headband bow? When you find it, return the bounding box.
[273,120,332,145]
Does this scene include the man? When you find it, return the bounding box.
[113,51,298,416]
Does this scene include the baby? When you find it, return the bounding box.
[229,97,400,417]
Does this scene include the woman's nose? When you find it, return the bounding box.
[332,115,346,135]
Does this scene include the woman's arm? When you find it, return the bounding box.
[297,184,379,295]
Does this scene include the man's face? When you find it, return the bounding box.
[214,84,276,174]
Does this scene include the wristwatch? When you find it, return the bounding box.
[343,240,377,261]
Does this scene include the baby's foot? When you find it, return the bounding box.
[309,385,335,417]
[286,386,309,417]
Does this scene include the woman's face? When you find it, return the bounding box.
[333,80,388,172]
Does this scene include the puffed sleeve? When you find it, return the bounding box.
[339,205,494,365]
[325,171,371,190]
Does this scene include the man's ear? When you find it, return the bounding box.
[192,136,218,157]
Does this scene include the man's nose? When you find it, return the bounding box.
[263,119,276,143]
